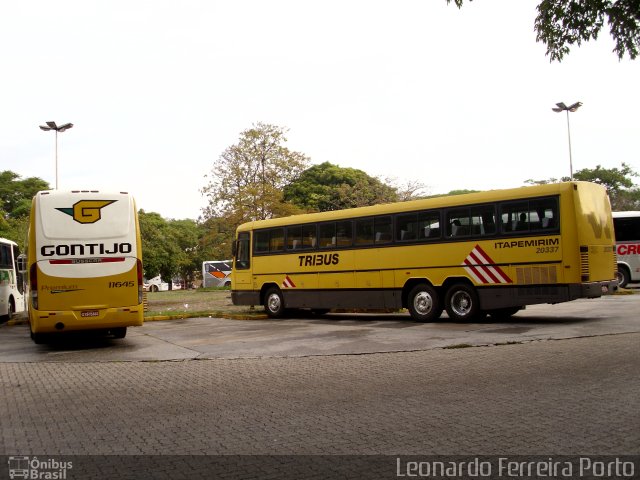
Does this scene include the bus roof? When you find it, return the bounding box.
[237,181,603,232]
[34,190,136,240]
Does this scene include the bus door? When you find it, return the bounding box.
[233,232,252,289]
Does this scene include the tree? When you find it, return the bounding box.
[525,162,640,210]
[447,0,640,61]
[0,171,50,220]
[138,211,179,283]
[573,162,640,209]
[198,216,235,261]
[283,162,401,212]
[201,122,309,226]
[167,219,202,288]
[0,171,49,246]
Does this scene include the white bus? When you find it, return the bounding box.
[202,260,232,288]
[613,211,640,288]
[0,238,26,320]
[27,190,144,342]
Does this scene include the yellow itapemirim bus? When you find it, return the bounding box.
[231,181,617,321]
[27,190,144,343]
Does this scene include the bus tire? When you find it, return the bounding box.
[616,266,630,289]
[407,284,441,322]
[8,297,15,320]
[112,327,127,339]
[445,283,480,322]
[1,298,15,322]
[264,287,285,318]
[30,326,47,345]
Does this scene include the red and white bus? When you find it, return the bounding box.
[613,211,640,288]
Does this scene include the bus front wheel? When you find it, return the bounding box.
[264,287,285,318]
[407,284,441,322]
[445,283,480,321]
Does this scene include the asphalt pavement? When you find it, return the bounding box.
[1,293,639,362]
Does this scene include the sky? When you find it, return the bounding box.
[1,1,638,220]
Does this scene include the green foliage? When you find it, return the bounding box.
[283,162,400,211]
[573,162,640,209]
[139,211,175,281]
[526,162,640,210]
[0,171,49,247]
[535,0,640,61]
[447,0,640,61]
[139,211,229,288]
[0,171,49,220]
[201,122,309,226]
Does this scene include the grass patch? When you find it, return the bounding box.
[144,289,259,317]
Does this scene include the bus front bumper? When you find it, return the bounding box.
[231,290,260,306]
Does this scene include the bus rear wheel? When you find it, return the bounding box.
[112,327,127,339]
[30,325,47,345]
[264,287,285,318]
[617,266,630,289]
[445,283,480,321]
[407,284,441,322]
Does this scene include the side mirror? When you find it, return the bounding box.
[17,254,27,273]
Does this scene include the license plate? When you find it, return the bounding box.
[81,310,99,318]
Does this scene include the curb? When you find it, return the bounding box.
[145,312,268,321]
[3,312,268,327]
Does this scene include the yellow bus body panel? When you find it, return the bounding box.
[232,182,616,313]
[27,190,144,335]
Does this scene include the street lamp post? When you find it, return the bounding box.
[552,102,582,181]
[39,121,73,189]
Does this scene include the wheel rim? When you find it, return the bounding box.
[267,293,281,313]
[616,271,624,284]
[413,291,434,316]
[450,290,472,317]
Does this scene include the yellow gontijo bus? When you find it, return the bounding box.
[231,182,617,321]
[27,190,144,342]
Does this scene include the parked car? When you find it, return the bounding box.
[144,276,169,292]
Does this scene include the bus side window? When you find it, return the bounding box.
[447,209,470,237]
[302,224,317,249]
[254,230,269,253]
[374,216,392,244]
[287,226,302,250]
[270,228,285,252]
[336,220,353,247]
[319,222,336,248]
[396,213,417,242]
[355,218,374,245]
[500,201,528,234]
[531,197,559,231]
[0,244,10,269]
